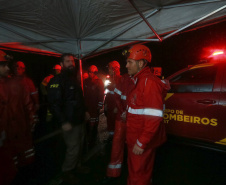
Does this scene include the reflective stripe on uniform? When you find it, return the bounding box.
[121,95,126,100]
[98,102,103,107]
[108,91,114,94]
[137,139,142,147]
[25,153,35,158]
[25,148,34,154]
[89,117,98,122]
[31,91,38,95]
[128,107,163,117]
[24,148,35,158]
[114,88,122,95]
[108,164,122,169]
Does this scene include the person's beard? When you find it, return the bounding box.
[63,66,76,76]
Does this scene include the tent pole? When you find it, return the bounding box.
[0,38,160,45]
[82,8,159,59]
[77,40,84,92]
[79,58,83,92]
[163,5,226,40]
[128,0,162,42]
[82,38,160,42]
[162,0,223,9]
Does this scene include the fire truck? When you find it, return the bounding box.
[164,50,226,151]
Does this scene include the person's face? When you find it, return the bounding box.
[55,69,61,75]
[88,71,95,79]
[126,58,142,76]
[61,56,75,70]
[16,65,25,76]
[108,67,114,76]
[0,63,10,77]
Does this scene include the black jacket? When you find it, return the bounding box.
[47,71,85,126]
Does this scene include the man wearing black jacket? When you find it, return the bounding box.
[48,53,87,184]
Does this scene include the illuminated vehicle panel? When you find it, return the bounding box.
[164,61,226,147]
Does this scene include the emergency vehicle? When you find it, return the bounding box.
[164,50,226,151]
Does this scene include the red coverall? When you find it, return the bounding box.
[107,74,134,177]
[84,76,104,145]
[0,77,35,172]
[104,75,121,133]
[14,75,39,114]
[126,67,170,185]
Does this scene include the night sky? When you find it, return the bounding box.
[2,20,226,86]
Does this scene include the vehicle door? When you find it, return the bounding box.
[164,63,223,143]
[216,64,226,145]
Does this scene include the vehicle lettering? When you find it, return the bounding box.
[210,119,217,126]
[193,117,200,124]
[163,109,218,126]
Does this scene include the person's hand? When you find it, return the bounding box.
[113,107,118,113]
[121,111,126,122]
[85,112,90,121]
[132,143,144,155]
[62,122,72,131]
[99,108,104,114]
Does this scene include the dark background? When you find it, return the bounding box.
[1,20,226,87]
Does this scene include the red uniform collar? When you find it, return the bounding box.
[133,66,150,79]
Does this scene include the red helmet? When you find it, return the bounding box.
[83,72,89,79]
[126,44,152,63]
[0,50,7,62]
[53,64,61,70]
[16,61,25,68]
[108,61,120,69]
[88,65,98,73]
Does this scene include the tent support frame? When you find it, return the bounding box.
[0,0,225,58]
[77,40,84,91]
[162,0,223,9]
[0,23,62,53]
[163,4,226,40]
[82,8,160,59]
[128,0,162,42]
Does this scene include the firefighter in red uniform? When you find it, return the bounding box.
[104,61,121,136]
[14,61,39,114]
[102,73,134,183]
[0,50,35,184]
[125,44,170,185]
[84,65,104,149]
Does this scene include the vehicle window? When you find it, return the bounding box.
[169,66,217,93]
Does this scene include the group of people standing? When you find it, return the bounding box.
[102,44,170,185]
[0,44,170,185]
[0,51,39,184]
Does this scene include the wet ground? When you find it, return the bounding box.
[12,133,226,185]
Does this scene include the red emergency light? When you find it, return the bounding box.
[212,51,224,56]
